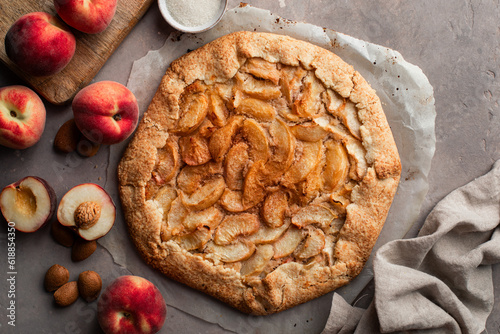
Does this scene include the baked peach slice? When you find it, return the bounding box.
[261,190,288,228]
[57,184,115,241]
[240,244,274,277]
[174,93,208,135]
[182,206,223,232]
[177,162,223,194]
[179,135,212,166]
[165,197,189,238]
[293,72,325,118]
[209,116,243,162]
[240,57,280,85]
[290,123,329,142]
[323,139,349,192]
[282,140,322,186]
[272,226,305,259]
[236,73,281,100]
[152,140,179,184]
[180,176,225,211]
[242,160,268,209]
[225,142,249,190]
[152,185,177,221]
[280,65,307,105]
[247,219,290,244]
[323,89,345,114]
[242,119,269,163]
[291,205,336,229]
[265,119,296,178]
[274,97,301,122]
[205,240,256,263]
[344,137,368,181]
[236,98,276,122]
[219,189,247,213]
[176,227,212,251]
[207,92,228,127]
[294,228,326,259]
[324,89,361,140]
[0,176,56,233]
[214,213,260,245]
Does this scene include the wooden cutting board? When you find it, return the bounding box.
[0,0,154,105]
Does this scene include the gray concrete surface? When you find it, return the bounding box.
[0,0,499,333]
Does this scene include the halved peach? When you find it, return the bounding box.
[0,176,56,233]
[57,184,115,241]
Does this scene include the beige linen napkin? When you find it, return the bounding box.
[323,160,500,333]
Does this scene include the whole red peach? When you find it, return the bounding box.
[72,81,139,145]
[0,85,46,149]
[97,276,167,334]
[54,0,117,34]
[4,12,76,77]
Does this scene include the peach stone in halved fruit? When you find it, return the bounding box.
[57,183,115,241]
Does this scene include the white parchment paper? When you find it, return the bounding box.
[103,5,436,333]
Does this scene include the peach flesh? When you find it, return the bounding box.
[0,176,56,233]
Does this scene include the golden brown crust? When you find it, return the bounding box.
[118,31,401,315]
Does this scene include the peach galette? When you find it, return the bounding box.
[118,31,401,315]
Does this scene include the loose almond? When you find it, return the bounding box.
[71,238,97,262]
[54,281,79,307]
[51,221,75,247]
[76,138,100,157]
[78,270,102,302]
[54,119,81,153]
[44,264,69,292]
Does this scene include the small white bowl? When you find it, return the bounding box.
[158,0,228,34]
